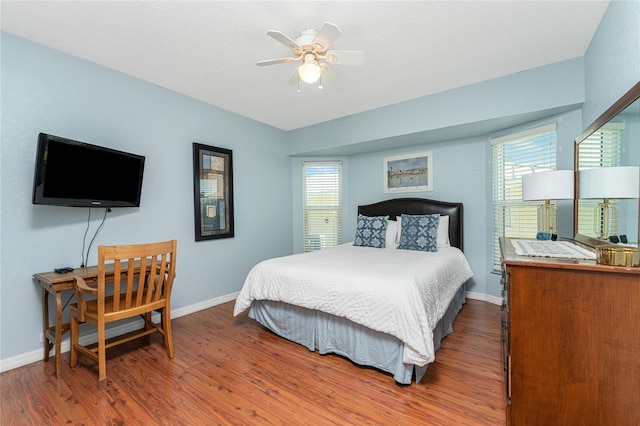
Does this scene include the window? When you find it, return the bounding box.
[302,161,343,251]
[577,124,623,237]
[491,124,557,271]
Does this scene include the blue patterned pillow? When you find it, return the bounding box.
[397,214,439,252]
[353,215,389,248]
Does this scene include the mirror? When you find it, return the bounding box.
[574,81,640,248]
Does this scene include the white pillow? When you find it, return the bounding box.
[437,215,451,248]
[396,215,450,248]
[385,220,399,249]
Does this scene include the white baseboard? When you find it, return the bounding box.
[171,291,239,319]
[1,290,499,373]
[0,291,239,374]
[465,291,501,306]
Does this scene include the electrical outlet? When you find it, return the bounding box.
[39,333,44,343]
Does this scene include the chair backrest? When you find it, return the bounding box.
[96,240,177,316]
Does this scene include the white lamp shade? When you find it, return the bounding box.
[579,166,640,199]
[522,170,574,201]
[297,54,321,84]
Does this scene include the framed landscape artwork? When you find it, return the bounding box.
[193,143,234,241]
[383,151,433,193]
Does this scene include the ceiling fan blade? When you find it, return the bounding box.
[311,22,341,51]
[257,57,298,67]
[325,50,365,66]
[266,30,301,50]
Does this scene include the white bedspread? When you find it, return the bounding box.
[233,243,473,366]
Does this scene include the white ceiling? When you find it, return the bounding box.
[1,1,610,131]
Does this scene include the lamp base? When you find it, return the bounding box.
[537,200,558,235]
[594,199,618,240]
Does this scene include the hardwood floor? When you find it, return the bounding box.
[1,299,505,425]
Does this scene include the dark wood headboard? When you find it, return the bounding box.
[357,198,464,251]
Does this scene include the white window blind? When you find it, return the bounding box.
[491,123,557,271]
[302,161,343,252]
[577,124,623,237]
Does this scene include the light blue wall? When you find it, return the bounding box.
[286,58,585,156]
[0,33,292,360]
[582,0,640,126]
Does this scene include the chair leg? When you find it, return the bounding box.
[143,312,152,345]
[70,313,78,368]
[162,308,174,359]
[97,322,107,388]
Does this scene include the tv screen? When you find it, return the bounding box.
[32,133,145,208]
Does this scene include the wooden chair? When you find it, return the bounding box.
[70,240,177,388]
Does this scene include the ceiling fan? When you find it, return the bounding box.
[257,22,365,88]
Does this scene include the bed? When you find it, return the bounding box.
[233,198,473,384]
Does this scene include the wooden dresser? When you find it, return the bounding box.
[500,238,640,426]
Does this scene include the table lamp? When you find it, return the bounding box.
[522,170,574,235]
[579,166,640,239]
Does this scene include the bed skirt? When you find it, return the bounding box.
[248,285,466,385]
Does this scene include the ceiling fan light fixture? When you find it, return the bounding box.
[298,54,321,84]
[258,23,364,87]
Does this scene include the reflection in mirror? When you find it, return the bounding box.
[579,166,639,239]
[575,82,640,248]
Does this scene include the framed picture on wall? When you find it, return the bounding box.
[383,151,433,193]
[193,143,234,241]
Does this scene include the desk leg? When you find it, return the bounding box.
[42,289,52,362]
[41,286,71,378]
[53,290,65,378]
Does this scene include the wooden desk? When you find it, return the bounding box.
[33,264,127,378]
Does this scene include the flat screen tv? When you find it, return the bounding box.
[32,133,145,208]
